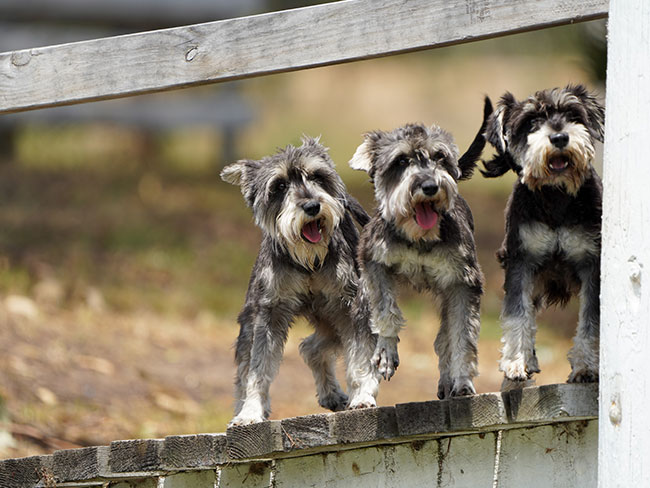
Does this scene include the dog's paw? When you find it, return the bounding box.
[437,377,476,399]
[228,414,265,428]
[500,357,538,382]
[319,389,349,412]
[347,393,377,410]
[450,379,476,398]
[568,369,599,383]
[371,336,399,380]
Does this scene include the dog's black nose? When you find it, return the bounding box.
[549,132,569,149]
[302,200,321,216]
[422,181,439,196]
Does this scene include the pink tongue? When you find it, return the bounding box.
[415,202,438,230]
[301,221,322,243]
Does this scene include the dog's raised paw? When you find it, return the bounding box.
[372,336,399,380]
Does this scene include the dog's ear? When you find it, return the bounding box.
[349,137,376,173]
[485,92,517,155]
[221,159,260,186]
[567,84,605,142]
[458,96,492,180]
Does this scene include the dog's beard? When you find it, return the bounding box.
[380,169,457,242]
[275,191,344,270]
[520,122,595,195]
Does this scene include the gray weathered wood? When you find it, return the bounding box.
[0,454,53,488]
[498,421,598,487]
[109,439,164,474]
[162,433,227,469]
[226,421,284,460]
[331,406,398,444]
[448,392,507,431]
[52,446,109,482]
[599,0,650,485]
[395,398,450,436]
[0,0,608,114]
[0,384,599,487]
[505,383,598,423]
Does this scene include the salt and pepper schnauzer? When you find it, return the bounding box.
[221,137,378,426]
[349,103,490,399]
[482,84,604,388]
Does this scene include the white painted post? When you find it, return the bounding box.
[599,0,650,485]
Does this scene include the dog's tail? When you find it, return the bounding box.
[458,96,492,181]
[480,152,519,178]
[345,195,370,227]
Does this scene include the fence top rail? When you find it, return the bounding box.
[0,0,608,114]
[0,383,597,487]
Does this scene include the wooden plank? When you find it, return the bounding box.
[498,421,597,487]
[0,0,264,27]
[599,0,650,486]
[0,0,608,114]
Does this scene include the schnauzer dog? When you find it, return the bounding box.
[481,84,604,388]
[221,137,378,426]
[348,102,489,399]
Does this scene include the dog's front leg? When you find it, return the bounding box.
[568,264,600,383]
[436,284,481,398]
[362,260,404,380]
[229,304,292,427]
[499,258,540,387]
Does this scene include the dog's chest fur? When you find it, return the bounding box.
[504,170,602,264]
[519,222,599,262]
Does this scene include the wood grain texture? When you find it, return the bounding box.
[448,392,508,430]
[0,0,608,114]
[162,433,227,469]
[600,0,650,485]
[52,446,109,482]
[226,421,284,460]
[394,399,450,436]
[0,454,52,488]
[331,406,399,444]
[280,413,335,451]
[506,383,598,424]
[109,439,164,473]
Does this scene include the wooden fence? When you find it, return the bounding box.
[1,0,649,486]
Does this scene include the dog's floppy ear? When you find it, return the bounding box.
[221,160,247,186]
[457,96,492,181]
[221,159,261,186]
[349,138,374,173]
[485,92,517,155]
[567,84,605,142]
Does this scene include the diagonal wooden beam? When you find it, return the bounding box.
[0,0,608,114]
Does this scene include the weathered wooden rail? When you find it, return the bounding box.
[0,384,598,487]
[0,0,607,114]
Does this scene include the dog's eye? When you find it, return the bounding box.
[308,171,327,186]
[270,179,287,195]
[395,156,409,167]
[432,151,445,161]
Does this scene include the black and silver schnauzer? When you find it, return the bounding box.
[348,103,489,399]
[481,84,604,388]
[221,137,378,426]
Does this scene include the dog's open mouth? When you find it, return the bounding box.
[414,201,439,230]
[301,219,323,243]
[548,155,570,173]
